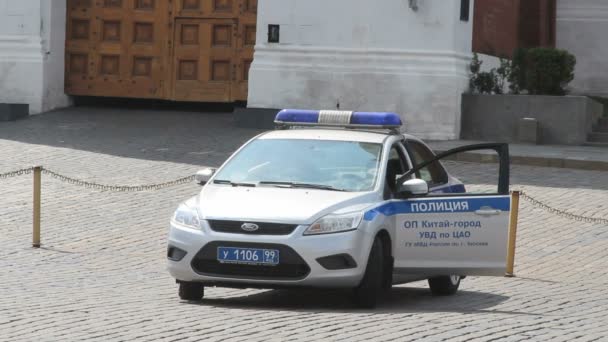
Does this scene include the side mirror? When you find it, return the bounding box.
[195,168,217,185]
[397,179,429,197]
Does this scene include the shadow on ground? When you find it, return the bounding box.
[442,160,608,191]
[2,105,606,190]
[0,106,263,167]
[189,286,526,315]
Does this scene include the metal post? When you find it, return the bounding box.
[505,191,520,277]
[33,166,41,248]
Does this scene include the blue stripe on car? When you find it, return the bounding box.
[363,196,511,221]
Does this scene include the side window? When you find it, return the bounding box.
[384,144,407,199]
[406,141,448,186]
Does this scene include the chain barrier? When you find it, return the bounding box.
[1,167,606,225]
[41,168,195,192]
[1,166,195,191]
[518,190,608,225]
[0,167,35,179]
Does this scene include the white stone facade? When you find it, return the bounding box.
[0,0,69,115]
[557,0,608,97]
[249,0,474,140]
[0,0,604,133]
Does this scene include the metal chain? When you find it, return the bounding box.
[0,167,35,179]
[41,168,195,192]
[3,167,606,224]
[519,190,608,225]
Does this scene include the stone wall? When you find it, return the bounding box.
[248,0,474,140]
[461,94,603,145]
[557,0,608,96]
[0,0,69,114]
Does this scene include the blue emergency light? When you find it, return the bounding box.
[275,109,402,129]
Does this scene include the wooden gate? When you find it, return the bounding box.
[65,0,257,102]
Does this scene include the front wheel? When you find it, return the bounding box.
[179,282,204,301]
[353,237,384,308]
[428,275,461,296]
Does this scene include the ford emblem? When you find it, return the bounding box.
[241,223,260,232]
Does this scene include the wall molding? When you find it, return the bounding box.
[557,5,608,22]
[253,46,472,78]
[0,35,44,62]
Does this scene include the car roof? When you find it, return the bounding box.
[259,128,419,144]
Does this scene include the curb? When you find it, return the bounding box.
[434,150,608,172]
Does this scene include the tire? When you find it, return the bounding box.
[428,275,461,296]
[353,237,384,308]
[179,282,204,301]
[383,255,394,291]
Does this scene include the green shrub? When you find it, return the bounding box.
[527,48,576,95]
[469,53,508,95]
[471,48,577,96]
[494,58,511,94]
[473,72,498,94]
[510,48,576,95]
[508,48,527,94]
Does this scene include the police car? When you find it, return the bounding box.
[167,110,512,308]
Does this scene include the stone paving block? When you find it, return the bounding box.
[0,107,607,341]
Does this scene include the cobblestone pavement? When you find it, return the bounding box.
[1,107,607,342]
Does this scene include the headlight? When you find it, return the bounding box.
[304,212,363,236]
[171,203,201,230]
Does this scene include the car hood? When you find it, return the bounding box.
[198,185,375,225]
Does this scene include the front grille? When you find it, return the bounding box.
[208,220,298,235]
[191,241,310,280]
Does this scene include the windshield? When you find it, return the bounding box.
[214,139,383,192]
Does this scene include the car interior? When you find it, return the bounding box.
[384,146,407,199]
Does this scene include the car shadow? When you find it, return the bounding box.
[189,286,534,316]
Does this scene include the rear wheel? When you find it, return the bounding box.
[179,282,204,301]
[353,237,384,308]
[428,275,461,296]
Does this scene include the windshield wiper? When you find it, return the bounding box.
[213,179,257,187]
[259,181,346,192]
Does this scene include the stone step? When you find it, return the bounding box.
[584,141,608,148]
[0,103,29,121]
[587,132,608,142]
[594,120,608,132]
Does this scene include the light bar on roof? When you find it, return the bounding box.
[275,109,402,129]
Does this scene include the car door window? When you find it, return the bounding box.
[390,143,511,276]
[406,141,448,186]
[384,144,408,199]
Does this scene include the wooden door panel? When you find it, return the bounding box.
[65,0,169,99]
[241,0,257,19]
[66,0,256,102]
[175,0,239,18]
[176,0,203,16]
[173,19,236,102]
[232,17,255,101]
[230,0,256,101]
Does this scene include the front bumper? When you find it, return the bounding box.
[167,221,374,288]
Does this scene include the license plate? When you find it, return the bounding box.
[217,247,280,266]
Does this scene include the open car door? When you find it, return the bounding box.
[393,143,511,276]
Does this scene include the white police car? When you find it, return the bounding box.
[167,110,512,308]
